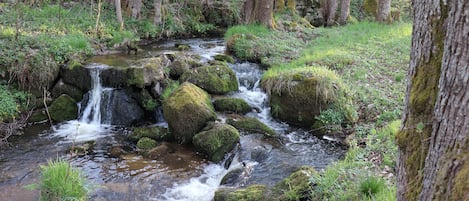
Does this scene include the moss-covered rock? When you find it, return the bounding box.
[273,166,318,200]
[51,79,83,102]
[261,66,356,129]
[28,109,48,123]
[180,63,238,95]
[192,123,240,162]
[227,117,276,137]
[129,126,171,142]
[175,43,191,51]
[163,82,216,144]
[137,137,157,150]
[214,54,235,63]
[168,53,203,79]
[214,185,269,201]
[49,94,78,122]
[213,98,251,114]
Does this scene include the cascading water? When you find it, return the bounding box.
[53,63,113,142]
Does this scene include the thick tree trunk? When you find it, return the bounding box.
[127,0,142,19]
[154,0,162,26]
[338,0,350,25]
[287,0,295,10]
[326,0,338,26]
[376,0,391,22]
[275,0,285,11]
[115,0,124,30]
[419,1,469,200]
[244,0,275,28]
[396,1,448,200]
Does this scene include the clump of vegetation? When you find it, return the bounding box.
[360,176,386,197]
[160,81,180,102]
[26,158,89,201]
[137,137,158,150]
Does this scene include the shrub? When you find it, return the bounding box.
[359,176,385,197]
[27,158,89,201]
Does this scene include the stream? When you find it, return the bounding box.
[0,38,345,201]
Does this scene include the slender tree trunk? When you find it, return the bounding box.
[95,0,102,35]
[154,0,162,25]
[376,0,391,22]
[115,0,124,30]
[418,1,469,200]
[338,0,350,25]
[326,0,338,26]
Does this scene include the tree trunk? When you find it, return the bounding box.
[154,0,162,26]
[397,0,469,200]
[275,0,285,11]
[338,0,350,25]
[287,0,295,10]
[418,1,469,200]
[115,0,124,30]
[127,0,142,19]
[95,0,102,34]
[326,0,338,26]
[243,0,275,28]
[376,0,391,22]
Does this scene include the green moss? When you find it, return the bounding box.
[49,94,78,122]
[214,54,235,63]
[28,109,48,123]
[213,98,251,114]
[227,117,276,137]
[127,68,146,88]
[192,124,240,162]
[273,166,318,200]
[215,185,268,201]
[137,137,157,150]
[452,161,469,201]
[181,64,238,95]
[130,126,170,142]
[363,0,378,17]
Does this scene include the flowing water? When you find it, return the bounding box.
[0,38,345,201]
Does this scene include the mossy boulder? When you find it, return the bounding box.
[213,98,251,114]
[28,109,48,123]
[192,123,240,162]
[49,94,78,122]
[129,126,171,142]
[168,53,203,79]
[51,79,83,102]
[261,66,356,128]
[60,64,91,91]
[214,185,269,201]
[227,117,276,137]
[137,137,157,150]
[214,54,235,63]
[180,63,238,95]
[273,166,318,200]
[163,82,216,144]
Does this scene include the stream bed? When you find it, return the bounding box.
[0,38,346,201]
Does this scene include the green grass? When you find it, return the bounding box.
[0,84,30,121]
[26,158,89,201]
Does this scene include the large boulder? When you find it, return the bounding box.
[214,185,269,201]
[181,63,238,95]
[60,64,91,92]
[51,79,83,102]
[192,123,240,162]
[261,66,356,128]
[213,98,251,114]
[163,82,216,144]
[49,94,78,122]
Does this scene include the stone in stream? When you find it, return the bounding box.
[163,82,216,144]
[129,126,171,142]
[192,123,240,163]
[226,117,276,137]
[180,62,238,95]
[214,185,269,201]
[49,94,78,122]
[213,98,252,114]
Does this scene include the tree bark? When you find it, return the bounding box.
[326,0,338,26]
[115,0,124,30]
[275,0,285,11]
[243,0,275,28]
[376,0,391,22]
[419,1,469,200]
[338,0,350,25]
[397,0,469,200]
[127,0,142,19]
[154,0,162,26]
[287,0,295,10]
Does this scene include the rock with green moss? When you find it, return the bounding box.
[192,123,240,162]
[129,126,171,142]
[273,166,318,200]
[261,66,356,129]
[180,63,238,95]
[214,185,269,201]
[227,117,276,137]
[175,43,191,51]
[163,82,216,144]
[214,54,235,63]
[49,94,78,122]
[137,137,157,150]
[51,79,83,102]
[213,98,251,114]
[28,109,48,123]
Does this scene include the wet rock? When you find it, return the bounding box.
[68,141,95,156]
[273,166,318,200]
[213,54,235,63]
[214,185,269,201]
[163,82,216,144]
[28,109,48,123]
[220,168,244,186]
[145,142,175,159]
[94,89,144,126]
[136,137,157,150]
[226,117,276,137]
[60,64,91,91]
[181,63,238,95]
[261,66,356,129]
[129,126,171,142]
[213,98,251,114]
[250,145,270,163]
[108,146,127,158]
[51,79,83,102]
[175,43,190,51]
[192,123,240,162]
[49,94,78,122]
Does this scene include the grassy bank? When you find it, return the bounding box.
[225,21,412,200]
